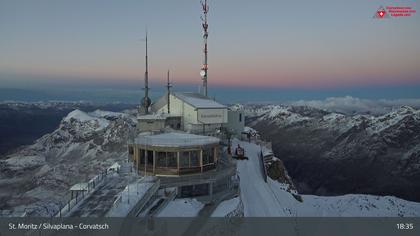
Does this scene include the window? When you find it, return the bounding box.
[209,148,215,163]
[179,150,201,168]
[180,151,190,168]
[203,147,213,165]
[167,152,177,167]
[157,152,166,167]
[239,113,242,122]
[147,150,154,165]
[154,152,178,168]
[128,147,134,155]
[190,151,200,167]
[139,149,145,164]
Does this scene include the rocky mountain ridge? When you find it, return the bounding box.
[0,109,136,216]
[244,104,420,201]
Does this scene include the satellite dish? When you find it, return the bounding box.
[200,70,206,77]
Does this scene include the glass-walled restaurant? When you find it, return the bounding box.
[128,133,220,175]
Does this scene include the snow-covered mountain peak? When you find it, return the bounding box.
[89,109,129,119]
[229,104,244,111]
[396,105,417,114]
[367,106,419,134]
[62,109,129,132]
[0,108,137,216]
[64,109,95,122]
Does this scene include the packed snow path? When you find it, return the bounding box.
[234,140,298,217]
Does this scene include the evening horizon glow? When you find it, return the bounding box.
[0,0,419,93]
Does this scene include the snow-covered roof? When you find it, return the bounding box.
[137,114,167,120]
[70,183,88,191]
[137,113,180,120]
[134,132,220,147]
[173,92,226,109]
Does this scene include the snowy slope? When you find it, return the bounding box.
[0,109,137,216]
[157,198,204,217]
[235,140,299,216]
[231,140,420,217]
[298,194,420,217]
[212,197,242,217]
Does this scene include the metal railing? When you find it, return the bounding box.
[129,179,160,216]
[259,149,268,183]
[54,163,117,217]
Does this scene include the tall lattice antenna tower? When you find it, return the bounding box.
[200,0,209,97]
[140,30,151,114]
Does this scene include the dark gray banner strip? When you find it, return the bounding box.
[0,217,418,236]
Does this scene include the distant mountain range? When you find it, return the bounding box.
[245,104,420,202]
[1,101,420,216]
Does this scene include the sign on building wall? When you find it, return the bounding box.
[197,108,227,124]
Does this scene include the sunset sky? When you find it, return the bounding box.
[0,0,419,101]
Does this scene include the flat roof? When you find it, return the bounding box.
[137,113,180,120]
[174,92,226,109]
[133,132,220,147]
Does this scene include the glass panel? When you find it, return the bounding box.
[180,151,189,168]
[190,150,200,167]
[139,149,145,164]
[167,152,177,167]
[147,150,154,165]
[203,149,209,165]
[203,148,214,165]
[209,148,215,163]
[157,152,166,167]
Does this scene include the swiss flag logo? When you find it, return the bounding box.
[377,10,385,18]
[374,6,388,19]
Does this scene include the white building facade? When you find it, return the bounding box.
[152,92,228,135]
[224,109,245,137]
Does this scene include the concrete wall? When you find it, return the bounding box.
[225,109,245,136]
[165,116,182,130]
[197,108,228,124]
[137,119,166,132]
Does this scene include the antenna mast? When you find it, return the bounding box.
[200,0,209,97]
[140,30,151,114]
[166,70,172,114]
